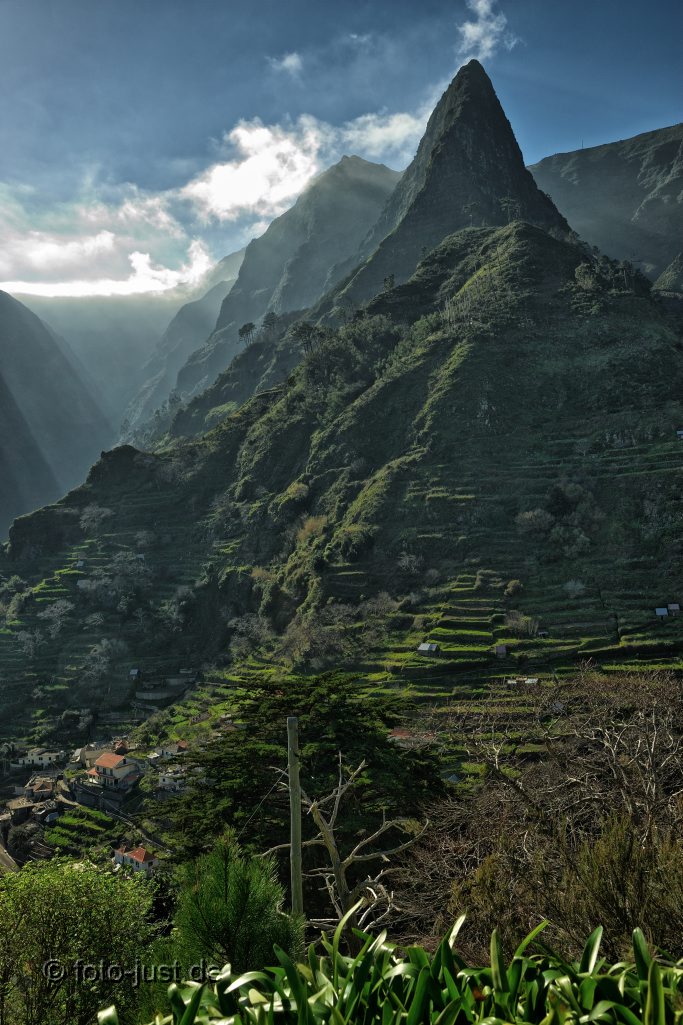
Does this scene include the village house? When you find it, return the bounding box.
[11,748,64,770]
[417,642,440,654]
[69,741,111,769]
[157,740,189,759]
[157,765,188,792]
[23,774,55,801]
[7,797,34,825]
[89,753,142,791]
[113,845,159,875]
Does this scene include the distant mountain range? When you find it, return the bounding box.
[530,122,683,279]
[0,291,112,537]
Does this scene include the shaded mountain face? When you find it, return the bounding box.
[0,291,113,537]
[2,222,682,736]
[530,123,683,279]
[21,251,246,427]
[655,253,683,293]
[321,59,570,314]
[123,250,244,432]
[174,156,401,398]
[0,372,60,533]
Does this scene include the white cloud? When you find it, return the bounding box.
[0,180,210,296]
[267,51,303,76]
[340,109,426,163]
[0,97,427,295]
[0,230,115,276]
[3,239,211,297]
[179,116,326,222]
[457,0,519,62]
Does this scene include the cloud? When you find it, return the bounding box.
[3,239,211,297]
[179,116,325,222]
[0,96,427,296]
[267,51,303,76]
[340,109,426,163]
[457,0,519,62]
[0,181,209,296]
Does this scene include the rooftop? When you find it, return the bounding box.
[95,753,127,770]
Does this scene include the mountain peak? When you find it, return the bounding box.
[332,62,570,308]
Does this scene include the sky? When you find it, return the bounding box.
[0,0,680,297]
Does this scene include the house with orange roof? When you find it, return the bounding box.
[92,752,141,791]
[113,844,159,875]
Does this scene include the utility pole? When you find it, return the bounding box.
[287,716,304,916]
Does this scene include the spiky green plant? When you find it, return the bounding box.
[100,910,683,1025]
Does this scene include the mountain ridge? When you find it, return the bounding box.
[530,122,683,278]
[174,155,401,399]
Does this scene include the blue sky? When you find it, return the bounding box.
[0,0,680,295]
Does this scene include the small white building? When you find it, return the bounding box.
[417,642,439,654]
[113,845,159,875]
[158,740,189,759]
[11,749,64,770]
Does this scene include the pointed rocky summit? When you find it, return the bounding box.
[332,60,570,307]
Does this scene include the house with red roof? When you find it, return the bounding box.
[113,844,159,876]
[91,752,141,791]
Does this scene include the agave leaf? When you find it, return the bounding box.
[167,984,189,1024]
[178,984,205,1025]
[406,967,431,1025]
[580,928,604,976]
[490,930,509,994]
[515,921,551,958]
[434,996,464,1025]
[632,930,653,983]
[644,961,666,1025]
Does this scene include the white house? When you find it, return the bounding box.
[113,845,159,875]
[90,753,141,790]
[11,749,64,770]
[158,740,189,759]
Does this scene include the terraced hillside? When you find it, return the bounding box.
[1,221,682,745]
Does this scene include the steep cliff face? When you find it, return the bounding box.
[174,156,401,398]
[323,60,569,312]
[0,291,112,536]
[655,253,683,293]
[0,372,60,533]
[124,271,242,432]
[530,123,683,278]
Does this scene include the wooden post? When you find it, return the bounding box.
[287,716,304,916]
